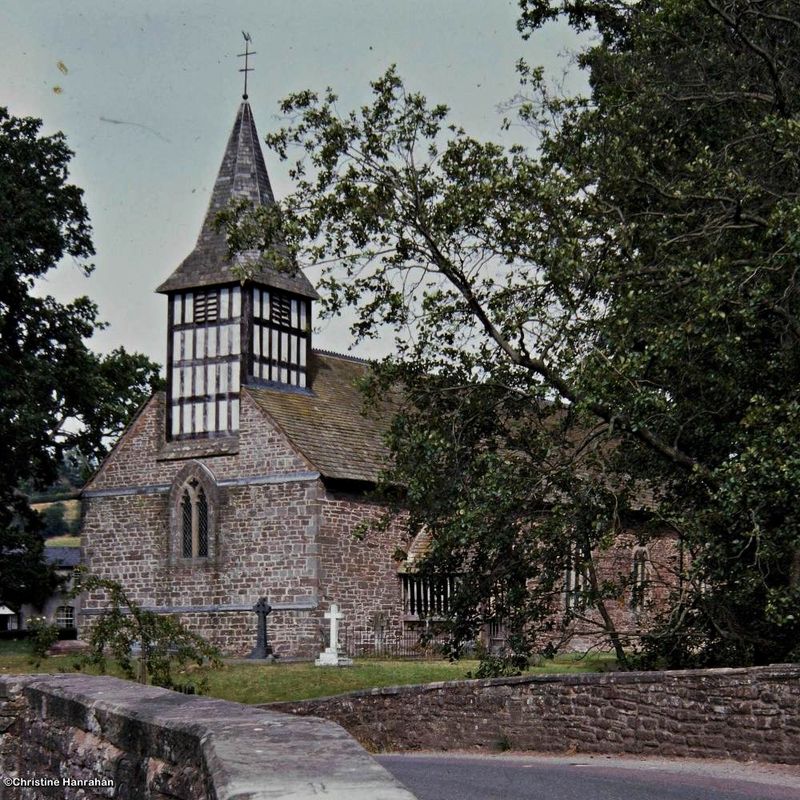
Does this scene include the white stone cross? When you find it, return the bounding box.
[325,603,344,651]
[316,602,352,667]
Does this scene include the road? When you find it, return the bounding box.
[376,753,800,800]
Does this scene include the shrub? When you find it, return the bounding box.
[26,616,59,665]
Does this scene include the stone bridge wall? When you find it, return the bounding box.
[268,664,800,764]
[0,674,416,800]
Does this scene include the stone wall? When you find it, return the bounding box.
[81,392,324,658]
[0,674,416,800]
[319,490,407,647]
[268,664,800,764]
[559,528,681,651]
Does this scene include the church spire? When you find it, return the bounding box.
[160,49,317,442]
[156,100,317,299]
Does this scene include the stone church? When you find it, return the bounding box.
[80,99,413,657]
[81,97,673,659]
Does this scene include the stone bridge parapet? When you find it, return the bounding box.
[0,674,416,799]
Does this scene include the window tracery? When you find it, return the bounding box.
[169,462,223,564]
[631,547,649,612]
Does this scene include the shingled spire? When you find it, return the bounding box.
[156,101,317,298]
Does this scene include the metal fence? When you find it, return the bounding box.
[336,624,452,659]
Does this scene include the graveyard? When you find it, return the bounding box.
[0,638,614,704]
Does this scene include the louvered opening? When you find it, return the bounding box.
[271,293,291,326]
[194,291,219,324]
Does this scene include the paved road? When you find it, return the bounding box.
[376,753,800,800]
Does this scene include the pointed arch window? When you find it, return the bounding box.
[631,547,649,612]
[168,461,225,567]
[180,479,209,559]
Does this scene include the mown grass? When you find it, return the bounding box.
[0,639,125,679]
[43,535,80,547]
[0,640,615,704]
[204,659,483,704]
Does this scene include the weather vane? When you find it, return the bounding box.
[238,31,256,100]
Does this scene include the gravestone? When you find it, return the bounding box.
[315,603,353,667]
[248,597,276,661]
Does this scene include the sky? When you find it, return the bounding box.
[2,0,585,368]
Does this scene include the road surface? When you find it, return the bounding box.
[376,753,800,800]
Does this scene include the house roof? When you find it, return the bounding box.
[44,546,80,569]
[156,101,317,300]
[246,351,393,483]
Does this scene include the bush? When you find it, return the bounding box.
[71,569,222,691]
[27,616,59,665]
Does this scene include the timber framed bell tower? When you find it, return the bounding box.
[156,39,318,441]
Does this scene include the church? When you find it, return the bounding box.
[80,97,414,658]
[80,88,674,659]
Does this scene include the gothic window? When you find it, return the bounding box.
[631,547,649,612]
[565,544,589,611]
[178,478,210,559]
[251,286,310,388]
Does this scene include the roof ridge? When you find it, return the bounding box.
[312,348,372,365]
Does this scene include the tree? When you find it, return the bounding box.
[226,1,800,669]
[71,571,222,690]
[39,503,70,538]
[0,108,162,609]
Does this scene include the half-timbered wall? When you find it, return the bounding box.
[250,286,310,388]
[167,286,242,438]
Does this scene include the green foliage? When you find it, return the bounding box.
[1,498,61,609]
[0,108,162,609]
[230,1,800,669]
[38,503,71,538]
[71,570,222,691]
[473,652,527,679]
[26,616,59,666]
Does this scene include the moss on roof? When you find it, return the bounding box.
[246,351,393,483]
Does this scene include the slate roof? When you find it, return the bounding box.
[246,351,394,483]
[157,101,317,299]
[44,546,80,569]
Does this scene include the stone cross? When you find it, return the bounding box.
[325,603,344,651]
[315,602,352,667]
[248,597,274,660]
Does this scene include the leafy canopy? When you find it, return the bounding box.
[0,108,161,608]
[227,0,800,668]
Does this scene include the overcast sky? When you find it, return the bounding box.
[2,0,584,367]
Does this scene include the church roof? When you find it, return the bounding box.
[246,351,393,483]
[156,101,317,299]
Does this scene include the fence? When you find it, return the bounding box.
[336,624,452,659]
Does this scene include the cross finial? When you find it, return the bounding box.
[238,31,256,100]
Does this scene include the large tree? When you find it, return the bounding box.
[0,108,161,609]
[226,0,800,668]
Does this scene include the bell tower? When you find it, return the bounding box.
[156,65,317,441]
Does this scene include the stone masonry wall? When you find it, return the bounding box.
[561,529,680,652]
[318,492,408,650]
[0,674,416,800]
[81,392,324,657]
[269,664,800,764]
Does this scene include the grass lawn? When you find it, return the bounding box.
[44,535,80,547]
[0,640,615,705]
